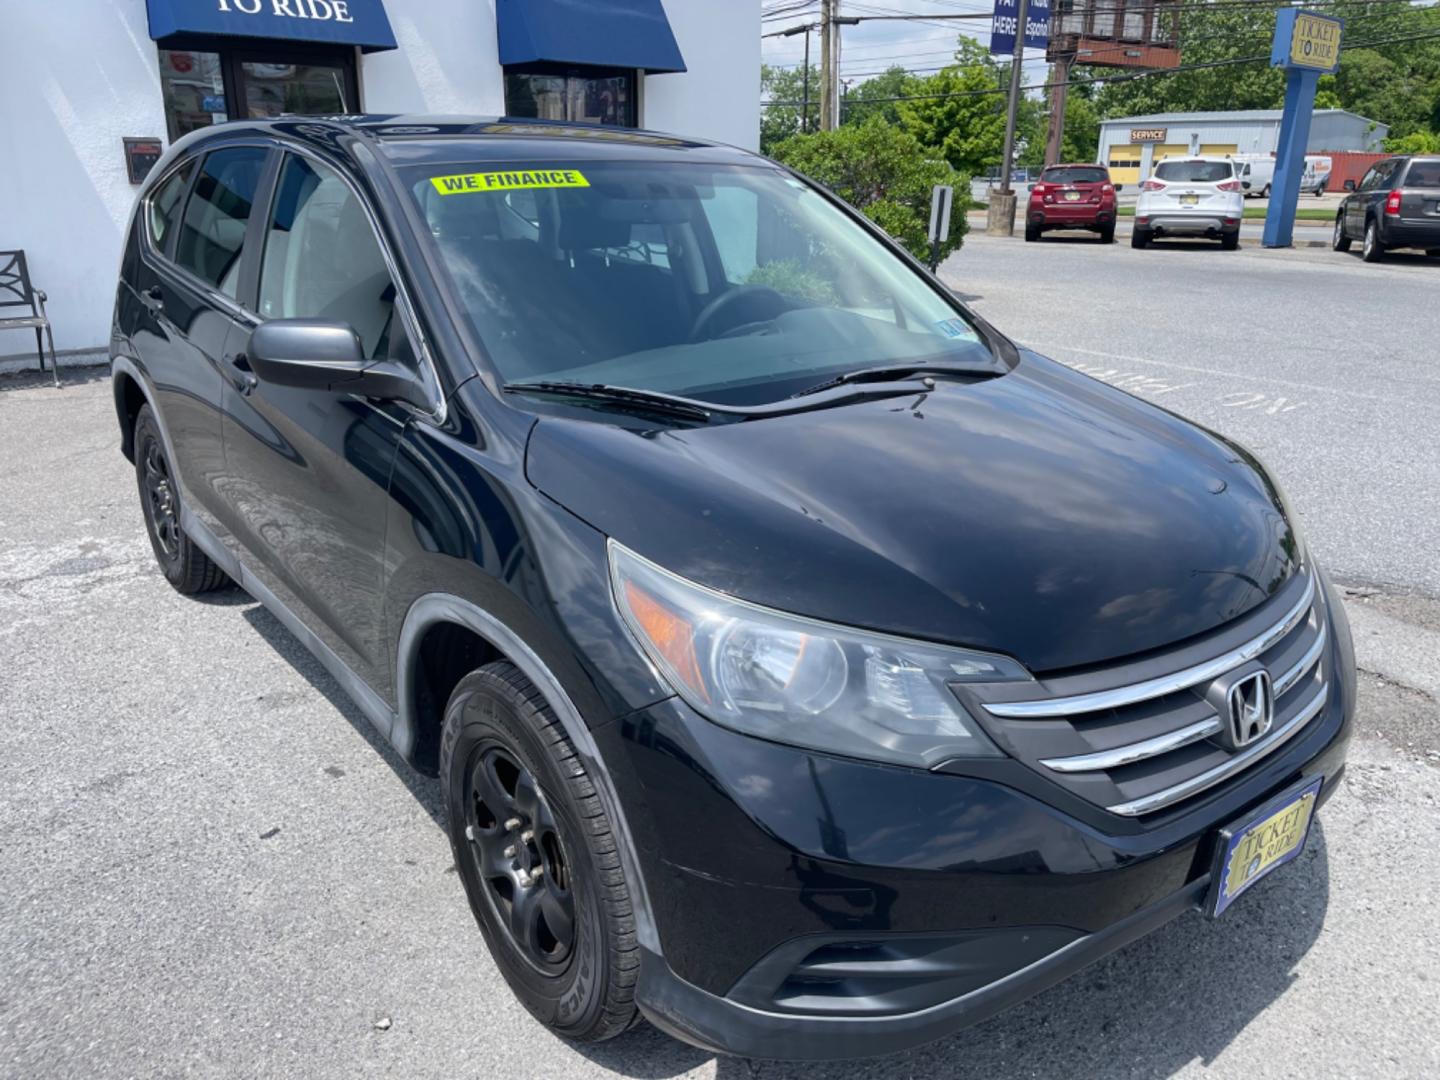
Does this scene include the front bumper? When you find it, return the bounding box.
[597,592,1355,1058]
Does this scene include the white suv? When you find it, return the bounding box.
[1133,156,1245,249]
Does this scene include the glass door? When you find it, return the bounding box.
[226,48,359,121]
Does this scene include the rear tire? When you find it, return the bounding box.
[1220,231,1240,251]
[1426,249,1440,259]
[1332,215,1351,252]
[1131,227,1151,249]
[1024,223,1041,242]
[1362,219,1384,262]
[133,406,230,595]
[1260,184,1271,199]
[1099,225,1115,244]
[441,662,640,1042]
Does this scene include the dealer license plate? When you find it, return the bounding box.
[1208,776,1323,917]
[1180,193,1200,206]
[1064,190,1081,202]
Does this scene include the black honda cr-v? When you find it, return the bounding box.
[111,116,1354,1060]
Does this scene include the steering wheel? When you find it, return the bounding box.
[689,285,789,343]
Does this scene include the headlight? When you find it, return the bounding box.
[609,541,1030,768]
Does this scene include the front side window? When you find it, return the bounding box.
[407,161,997,406]
[1154,159,1232,183]
[174,147,267,296]
[1358,163,1392,192]
[148,160,195,251]
[259,155,396,361]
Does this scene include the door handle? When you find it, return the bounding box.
[140,286,164,315]
[224,351,258,395]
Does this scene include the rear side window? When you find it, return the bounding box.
[1403,160,1440,188]
[258,154,396,361]
[147,161,194,251]
[1041,166,1107,184]
[175,147,268,297]
[1155,160,1232,183]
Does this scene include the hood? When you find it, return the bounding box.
[525,352,1299,672]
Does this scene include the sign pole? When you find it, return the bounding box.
[998,0,1030,200]
[1263,68,1320,248]
[1263,8,1343,248]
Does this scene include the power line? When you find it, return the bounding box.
[761,25,1440,106]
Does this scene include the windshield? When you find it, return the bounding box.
[1042,166,1107,184]
[1155,160,1233,183]
[405,160,997,406]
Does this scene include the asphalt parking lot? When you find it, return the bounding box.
[2,237,1438,1079]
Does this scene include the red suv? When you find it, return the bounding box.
[1025,164,1118,243]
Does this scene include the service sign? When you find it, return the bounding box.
[1271,9,1343,73]
[1129,128,1168,143]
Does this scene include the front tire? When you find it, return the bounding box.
[133,406,230,595]
[440,662,639,1042]
[1332,215,1351,252]
[1362,219,1384,262]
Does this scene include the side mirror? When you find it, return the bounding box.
[249,319,431,409]
[1027,182,1036,191]
[1343,179,1356,192]
[1114,183,1124,192]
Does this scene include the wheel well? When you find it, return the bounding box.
[115,372,147,462]
[409,620,501,773]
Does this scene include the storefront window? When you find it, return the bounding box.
[239,61,353,119]
[159,50,228,144]
[504,69,637,127]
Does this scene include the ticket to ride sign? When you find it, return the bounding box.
[1271,9,1343,73]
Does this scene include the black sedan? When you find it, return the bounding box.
[1333,154,1440,262]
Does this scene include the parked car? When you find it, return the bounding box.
[1024,163,1118,242]
[1134,156,1245,249]
[1333,155,1440,262]
[112,116,1355,1061]
[1235,156,1275,199]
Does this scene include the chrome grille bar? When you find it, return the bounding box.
[1106,680,1329,817]
[985,574,1315,719]
[1274,620,1327,698]
[1039,715,1223,773]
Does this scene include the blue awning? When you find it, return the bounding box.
[498,0,686,74]
[147,0,397,53]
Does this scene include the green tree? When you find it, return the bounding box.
[771,118,970,261]
[1019,88,1101,169]
[842,65,910,127]
[895,39,1008,176]
[1384,130,1440,154]
[760,63,820,156]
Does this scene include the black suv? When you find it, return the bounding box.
[112,117,1355,1060]
[1333,154,1440,262]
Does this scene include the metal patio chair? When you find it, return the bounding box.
[0,250,60,387]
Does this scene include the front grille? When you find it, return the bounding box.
[969,571,1329,818]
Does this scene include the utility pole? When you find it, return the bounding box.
[987,0,1030,236]
[1043,52,1072,167]
[819,0,833,131]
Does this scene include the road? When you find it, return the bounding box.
[1,235,1438,1079]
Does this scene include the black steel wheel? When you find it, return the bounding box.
[463,744,577,972]
[441,661,640,1041]
[132,405,230,594]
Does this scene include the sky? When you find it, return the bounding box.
[760,0,1055,96]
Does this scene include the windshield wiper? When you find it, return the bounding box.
[790,362,1001,400]
[504,381,714,422]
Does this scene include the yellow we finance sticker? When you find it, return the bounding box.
[430,169,590,195]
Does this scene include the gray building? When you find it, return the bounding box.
[1096,109,1387,183]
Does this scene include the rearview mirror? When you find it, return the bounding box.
[249,319,430,410]
[1343,179,1356,192]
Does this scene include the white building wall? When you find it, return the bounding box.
[1,0,758,364]
[0,0,167,358]
[644,0,761,150]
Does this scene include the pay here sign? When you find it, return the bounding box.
[991,0,1050,55]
